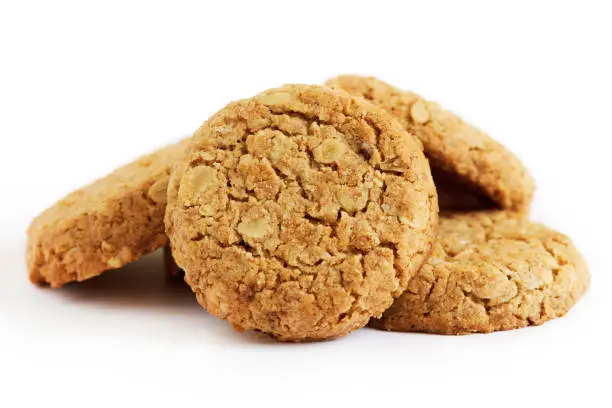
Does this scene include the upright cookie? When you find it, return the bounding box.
[165,84,438,341]
[27,139,190,288]
[326,75,534,211]
[370,211,590,334]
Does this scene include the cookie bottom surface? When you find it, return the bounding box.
[370,211,590,334]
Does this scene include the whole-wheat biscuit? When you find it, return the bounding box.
[165,84,438,341]
[325,75,534,212]
[370,211,590,334]
[27,139,190,288]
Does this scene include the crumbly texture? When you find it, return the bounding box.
[326,75,535,212]
[27,139,190,288]
[370,211,590,334]
[165,84,438,341]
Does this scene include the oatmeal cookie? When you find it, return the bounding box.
[27,139,190,288]
[370,211,590,334]
[165,84,438,341]
[326,75,534,211]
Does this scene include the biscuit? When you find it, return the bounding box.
[370,211,590,334]
[325,75,534,211]
[165,84,439,341]
[27,139,190,288]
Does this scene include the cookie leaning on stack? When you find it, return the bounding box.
[165,84,439,341]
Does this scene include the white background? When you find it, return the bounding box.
[1,1,610,407]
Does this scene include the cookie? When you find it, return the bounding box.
[370,211,590,334]
[27,139,190,288]
[165,84,439,341]
[325,75,535,212]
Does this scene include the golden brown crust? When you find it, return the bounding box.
[325,75,535,212]
[27,139,190,288]
[370,211,590,334]
[165,84,438,341]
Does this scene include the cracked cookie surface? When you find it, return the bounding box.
[27,139,190,288]
[326,75,534,212]
[165,84,438,341]
[370,211,590,334]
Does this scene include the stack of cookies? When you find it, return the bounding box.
[27,76,590,341]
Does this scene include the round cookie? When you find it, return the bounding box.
[165,84,439,341]
[370,211,590,334]
[27,139,190,288]
[325,75,535,212]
